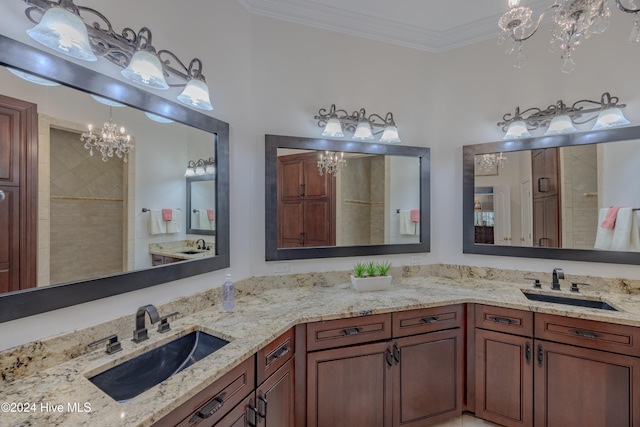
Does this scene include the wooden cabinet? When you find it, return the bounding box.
[474,306,534,427]
[531,148,560,247]
[531,148,559,198]
[306,307,463,427]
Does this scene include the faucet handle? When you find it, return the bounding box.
[88,334,122,355]
[157,311,181,333]
[524,277,542,288]
[570,282,590,293]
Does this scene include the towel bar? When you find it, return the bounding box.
[141,208,182,213]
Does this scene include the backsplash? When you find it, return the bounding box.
[2,263,639,383]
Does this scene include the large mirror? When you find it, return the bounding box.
[463,125,640,265]
[266,135,430,260]
[187,176,217,236]
[0,35,229,322]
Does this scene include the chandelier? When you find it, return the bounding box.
[498,92,629,138]
[476,153,508,175]
[314,104,401,143]
[80,107,133,162]
[498,0,640,73]
[184,157,216,177]
[22,0,213,110]
[317,151,347,176]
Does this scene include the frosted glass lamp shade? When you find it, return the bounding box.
[90,94,125,108]
[503,120,531,139]
[195,166,206,176]
[353,121,374,140]
[544,115,577,135]
[177,79,213,111]
[145,112,174,123]
[184,167,195,177]
[27,7,96,62]
[205,164,216,175]
[592,108,630,130]
[121,50,169,90]
[321,117,344,137]
[7,67,59,86]
[379,125,401,143]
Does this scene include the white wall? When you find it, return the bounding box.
[601,139,640,207]
[2,2,640,350]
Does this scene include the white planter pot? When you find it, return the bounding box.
[350,275,393,292]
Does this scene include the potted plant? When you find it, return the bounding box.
[350,261,393,292]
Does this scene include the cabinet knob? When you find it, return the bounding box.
[0,190,5,203]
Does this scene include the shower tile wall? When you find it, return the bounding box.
[49,128,124,284]
[561,145,598,249]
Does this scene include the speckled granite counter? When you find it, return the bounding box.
[2,273,640,427]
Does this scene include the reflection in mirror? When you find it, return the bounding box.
[187,176,217,236]
[0,35,229,323]
[463,126,640,265]
[276,149,420,248]
[266,135,430,261]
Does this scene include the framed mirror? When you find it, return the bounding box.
[265,134,430,261]
[0,35,229,323]
[187,176,217,236]
[463,125,640,264]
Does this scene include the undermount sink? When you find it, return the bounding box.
[522,291,617,311]
[89,331,229,402]
[179,250,204,255]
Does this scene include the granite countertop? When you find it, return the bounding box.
[2,276,640,427]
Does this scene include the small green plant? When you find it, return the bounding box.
[365,261,378,277]
[352,262,367,278]
[376,261,391,277]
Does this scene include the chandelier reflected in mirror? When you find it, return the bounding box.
[476,153,508,175]
[498,0,640,73]
[80,107,133,162]
[317,151,347,176]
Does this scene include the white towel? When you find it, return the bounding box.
[197,210,211,230]
[399,210,418,235]
[149,209,167,235]
[609,207,639,251]
[166,209,182,234]
[594,208,614,250]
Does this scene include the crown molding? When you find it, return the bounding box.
[238,0,551,53]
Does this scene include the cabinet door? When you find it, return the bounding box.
[214,393,255,427]
[256,358,294,427]
[534,340,640,427]
[475,329,533,427]
[393,329,463,427]
[307,341,393,427]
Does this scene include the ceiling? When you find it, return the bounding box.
[237,0,549,53]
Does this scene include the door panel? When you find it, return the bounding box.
[0,187,18,293]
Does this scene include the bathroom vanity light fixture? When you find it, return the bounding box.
[80,107,133,162]
[317,151,347,176]
[498,0,640,73]
[184,157,216,177]
[22,0,214,110]
[315,104,401,143]
[498,92,629,139]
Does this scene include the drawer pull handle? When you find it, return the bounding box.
[267,345,290,364]
[525,341,531,365]
[191,392,227,422]
[491,316,514,325]
[257,394,268,419]
[0,190,5,203]
[537,344,544,368]
[571,329,601,339]
[341,327,362,336]
[385,348,394,368]
[421,316,438,324]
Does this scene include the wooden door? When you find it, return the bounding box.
[534,340,640,427]
[277,152,335,248]
[393,329,463,427]
[475,329,533,427]
[0,95,37,293]
[531,148,558,198]
[256,358,294,427]
[307,341,393,427]
[533,196,560,247]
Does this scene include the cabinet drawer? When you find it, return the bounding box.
[257,327,294,385]
[306,313,392,352]
[153,356,255,427]
[535,313,640,357]
[475,305,533,337]
[392,304,463,338]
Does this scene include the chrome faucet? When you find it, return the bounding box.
[132,304,161,343]
[552,268,564,291]
[196,239,206,250]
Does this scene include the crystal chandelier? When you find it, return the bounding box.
[498,0,640,73]
[80,107,133,162]
[476,153,508,175]
[317,151,347,176]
